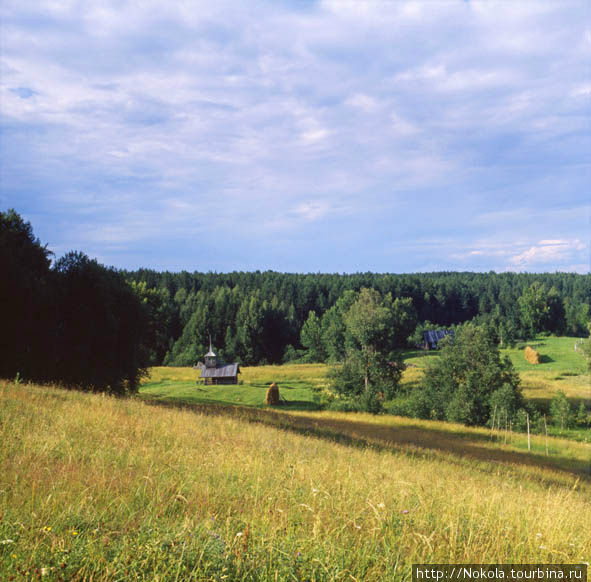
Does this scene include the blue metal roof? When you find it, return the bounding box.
[423,329,454,348]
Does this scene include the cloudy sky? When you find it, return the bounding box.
[1,0,589,273]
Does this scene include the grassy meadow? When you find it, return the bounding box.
[1,380,590,581]
[140,335,590,425]
[141,364,328,410]
[402,335,589,399]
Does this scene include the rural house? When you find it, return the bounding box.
[423,329,454,350]
[195,342,240,385]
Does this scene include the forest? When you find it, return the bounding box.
[2,209,590,394]
[125,266,590,368]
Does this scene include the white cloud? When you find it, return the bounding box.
[300,128,330,144]
[510,239,588,269]
[345,94,379,113]
[571,84,591,98]
[293,201,330,221]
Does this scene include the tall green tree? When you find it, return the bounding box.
[417,323,522,426]
[0,209,53,380]
[330,288,411,399]
[518,281,566,337]
[300,311,325,362]
[53,251,150,393]
[320,290,357,361]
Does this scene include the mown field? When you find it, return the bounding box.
[1,380,590,581]
[141,363,328,410]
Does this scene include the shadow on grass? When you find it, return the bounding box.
[539,355,555,363]
[276,399,320,411]
[141,398,591,487]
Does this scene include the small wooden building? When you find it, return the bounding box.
[197,343,240,385]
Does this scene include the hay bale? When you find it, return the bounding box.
[524,346,540,364]
[265,382,280,405]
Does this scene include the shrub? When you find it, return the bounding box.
[550,390,571,430]
[326,388,384,414]
[524,346,540,364]
[575,402,590,428]
[356,387,384,414]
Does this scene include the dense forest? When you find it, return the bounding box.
[2,209,590,394]
[125,268,590,367]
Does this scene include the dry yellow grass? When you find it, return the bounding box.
[1,380,590,581]
[145,363,329,388]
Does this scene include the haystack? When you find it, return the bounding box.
[524,346,540,364]
[265,382,280,405]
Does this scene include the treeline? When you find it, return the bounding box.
[1,210,149,393]
[125,268,590,366]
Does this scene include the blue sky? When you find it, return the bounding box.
[1,0,589,273]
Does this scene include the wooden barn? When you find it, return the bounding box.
[196,343,240,385]
[423,329,454,350]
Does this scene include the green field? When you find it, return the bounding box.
[140,363,328,410]
[140,335,590,417]
[1,380,590,581]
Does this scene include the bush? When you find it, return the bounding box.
[575,402,590,428]
[356,387,384,414]
[550,390,571,429]
[489,383,523,422]
[326,387,384,414]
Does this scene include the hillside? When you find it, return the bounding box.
[1,380,590,581]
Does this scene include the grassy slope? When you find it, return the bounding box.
[1,380,590,581]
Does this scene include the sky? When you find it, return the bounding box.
[1,0,590,274]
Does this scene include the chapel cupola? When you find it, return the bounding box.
[204,336,217,368]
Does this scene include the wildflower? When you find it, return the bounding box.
[12,554,17,559]
[41,568,48,576]
[539,545,546,550]
[43,526,52,532]
[401,510,409,514]
[0,539,14,545]
[296,551,301,558]
[235,532,243,537]
[72,531,78,536]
